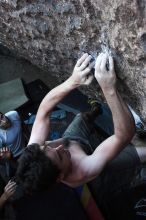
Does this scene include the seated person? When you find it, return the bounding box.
[0,111,25,160]
[16,52,146,195]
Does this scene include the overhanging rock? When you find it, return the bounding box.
[0,0,145,122]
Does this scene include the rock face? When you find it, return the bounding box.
[0,0,146,121]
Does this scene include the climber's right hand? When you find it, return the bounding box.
[71,53,94,86]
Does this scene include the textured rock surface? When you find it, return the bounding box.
[0,0,146,121]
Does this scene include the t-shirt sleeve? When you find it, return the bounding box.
[5,111,20,121]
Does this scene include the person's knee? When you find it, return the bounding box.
[77,113,82,117]
[76,113,85,120]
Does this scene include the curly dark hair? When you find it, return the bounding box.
[16,143,60,193]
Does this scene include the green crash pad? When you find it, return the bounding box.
[0,78,29,113]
